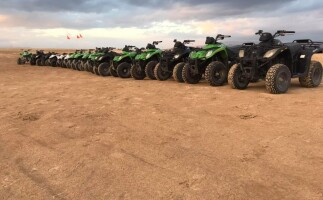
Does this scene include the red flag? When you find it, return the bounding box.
[77,35,80,39]
[67,35,71,40]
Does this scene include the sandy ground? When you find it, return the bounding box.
[0,49,322,200]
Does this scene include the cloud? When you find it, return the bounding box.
[0,0,322,48]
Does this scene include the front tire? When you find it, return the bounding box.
[205,61,228,86]
[98,62,111,76]
[182,63,202,84]
[173,62,185,83]
[130,64,146,80]
[154,63,172,81]
[145,61,158,80]
[228,64,250,90]
[17,58,22,65]
[299,61,322,88]
[117,62,132,78]
[265,64,291,94]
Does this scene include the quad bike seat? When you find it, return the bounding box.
[174,41,185,49]
[205,37,216,44]
[146,44,156,49]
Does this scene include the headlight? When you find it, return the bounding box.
[146,53,151,59]
[206,50,213,57]
[264,49,278,58]
[239,50,245,58]
[174,55,180,59]
[99,56,103,61]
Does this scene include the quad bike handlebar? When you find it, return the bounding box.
[216,34,231,41]
[184,40,195,44]
[153,41,162,45]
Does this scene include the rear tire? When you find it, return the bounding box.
[173,62,185,82]
[228,64,250,90]
[109,66,119,77]
[205,61,228,86]
[182,63,202,84]
[130,64,146,80]
[117,62,132,78]
[299,61,322,88]
[154,63,172,81]
[145,61,158,80]
[265,64,291,94]
[36,59,42,66]
[98,63,111,76]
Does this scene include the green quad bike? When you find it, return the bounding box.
[71,50,86,71]
[66,50,80,69]
[183,34,241,86]
[78,49,94,71]
[130,41,163,80]
[154,39,195,82]
[107,45,140,78]
[92,47,119,76]
[85,48,104,73]
[229,30,323,94]
[17,49,32,65]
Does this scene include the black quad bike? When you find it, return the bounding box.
[228,30,323,94]
[31,50,45,66]
[154,39,195,82]
[93,47,119,76]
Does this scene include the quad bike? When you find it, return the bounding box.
[17,49,32,65]
[92,47,119,76]
[107,45,139,78]
[49,53,61,67]
[183,34,240,86]
[56,53,68,67]
[228,30,323,94]
[66,50,81,69]
[79,49,94,71]
[43,52,56,66]
[32,50,45,66]
[130,41,163,80]
[85,48,104,72]
[71,50,86,71]
[154,39,195,82]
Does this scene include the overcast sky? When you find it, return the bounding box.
[0,0,322,49]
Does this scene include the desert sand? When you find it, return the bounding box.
[0,49,322,200]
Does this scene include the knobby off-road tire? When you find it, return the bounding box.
[145,61,158,80]
[130,65,146,80]
[36,59,42,66]
[205,61,228,86]
[173,62,185,83]
[94,65,101,75]
[154,63,172,81]
[44,59,50,66]
[182,63,202,84]
[17,58,22,65]
[98,62,111,76]
[117,62,132,78]
[299,61,322,88]
[265,64,291,94]
[228,64,250,90]
[109,66,119,77]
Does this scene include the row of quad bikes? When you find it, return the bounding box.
[17,30,323,94]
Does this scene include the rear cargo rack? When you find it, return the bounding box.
[293,39,323,48]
